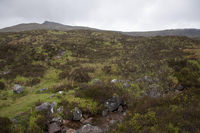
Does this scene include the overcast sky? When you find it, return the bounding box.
[0,0,199,31]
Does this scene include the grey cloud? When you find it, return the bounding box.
[0,0,200,31]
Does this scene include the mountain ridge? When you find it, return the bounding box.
[0,21,200,37]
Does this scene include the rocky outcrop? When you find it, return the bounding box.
[13,84,24,94]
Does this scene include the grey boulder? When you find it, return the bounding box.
[176,85,184,91]
[73,107,82,121]
[35,102,53,113]
[13,84,24,94]
[104,95,121,112]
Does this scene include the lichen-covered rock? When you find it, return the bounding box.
[73,107,82,121]
[13,84,24,94]
[104,95,121,112]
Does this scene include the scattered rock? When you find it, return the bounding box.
[80,124,103,133]
[73,107,82,121]
[122,83,131,88]
[111,79,118,84]
[176,85,184,91]
[39,88,48,92]
[93,79,102,85]
[57,106,63,114]
[118,105,123,112]
[51,101,57,110]
[104,94,122,112]
[51,117,62,124]
[63,119,70,125]
[13,84,24,94]
[49,94,55,98]
[48,123,61,133]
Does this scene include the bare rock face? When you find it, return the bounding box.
[73,107,82,121]
[13,84,24,94]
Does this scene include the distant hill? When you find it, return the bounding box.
[0,21,99,32]
[122,29,200,38]
[0,21,200,37]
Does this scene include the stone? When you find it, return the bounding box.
[13,84,24,94]
[118,105,123,112]
[63,119,70,125]
[35,102,52,113]
[102,110,108,116]
[39,88,48,92]
[58,91,63,94]
[66,128,76,133]
[144,76,153,83]
[51,117,62,124]
[73,107,82,121]
[49,94,55,98]
[122,112,127,117]
[122,83,131,88]
[104,95,121,112]
[80,118,85,123]
[93,79,102,85]
[135,78,143,83]
[109,120,117,125]
[176,85,184,91]
[51,101,57,109]
[11,117,18,123]
[48,123,61,133]
[82,117,93,124]
[111,79,118,84]
[57,106,63,114]
[80,124,103,133]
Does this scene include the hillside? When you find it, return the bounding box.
[0,29,200,132]
[0,21,99,32]
[1,21,200,38]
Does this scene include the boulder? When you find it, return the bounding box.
[48,123,61,133]
[176,85,184,91]
[111,79,118,84]
[35,102,52,113]
[93,79,102,85]
[51,102,57,109]
[80,124,103,133]
[13,84,24,94]
[39,88,48,92]
[122,83,131,88]
[73,107,82,121]
[104,95,121,112]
